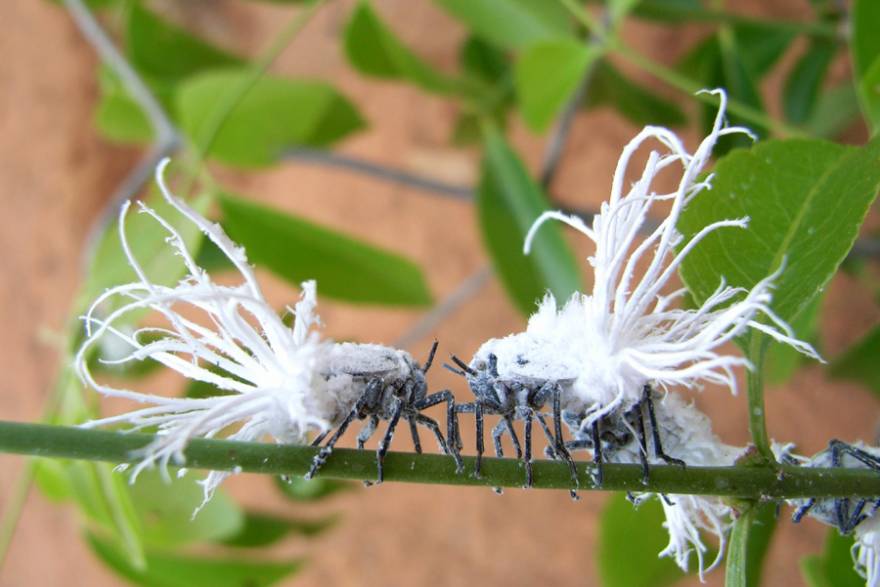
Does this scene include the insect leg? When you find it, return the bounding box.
[843,499,869,534]
[475,402,484,479]
[310,429,330,447]
[416,390,463,472]
[792,498,816,523]
[552,384,579,499]
[415,414,449,455]
[409,417,422,454]
[356,415,379,450]
[422,340,439,373]
[534,412,558,459]
[505,415,523,459]
[375,398,404,484]
[829,439,880,470]
[522,407,534,489]
[591,419,604,487]
[306,407,358,479]
[491,419,507,458]
[629,400,650,484]
[644,385,685,467]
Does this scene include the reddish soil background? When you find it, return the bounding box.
[1,1,878,586]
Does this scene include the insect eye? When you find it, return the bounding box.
[475,360,487,371]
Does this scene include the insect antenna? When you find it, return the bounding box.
[422,340,439,373]
[443,354,475,377]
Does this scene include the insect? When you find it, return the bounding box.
[779,440,880,535]
[555,385,686,485]
[307,340,463,484]
[560,389,740,576]
[776,441,880,586]
[445,340,580,498]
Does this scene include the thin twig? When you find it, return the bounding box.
[286,148,473,200]
[2,422,879,498]
[64,0,181,268]
[395,266,493,349]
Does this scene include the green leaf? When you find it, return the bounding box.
[460,35,510,85]
[88,533,301,587]
[679,25,788,152]
[83,186,211,316]
[434,0,573,50]
[805,84,862,139]
[94,66,155,144]
[733,24,794,79]
[127,4,243,83]
[585,60,687,127]
[127,470,244,548]
[176,70,365,167]
[859,57,880,134]
[828,325,880,398]
[478,127,581,316]
[609,0,640,25]
[598,494,687,587]
[221,511,337,547]
[852,0,880,132]
[800,529,864,587]
[725,507,752,587]
[218,193,432,306]
[344,2,459,94]
[733,502,779,587]
[33,458,74,503]
[274,475,355,501]
[66,463,146,569]
[679,137,880,363]
[783,40,838,125]
[764,292,822,385]
[515,40,599,132]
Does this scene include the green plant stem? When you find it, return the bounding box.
[185,0,326,185]
[558,0,807,138]
[616,2,839,40]
[747,344,773,461]
[2,422,879,498]
[613,45,805,138]
[0,462,35,570]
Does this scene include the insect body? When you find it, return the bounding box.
[307,341,462,483]
[779,441,880,535]
[557,385,687,485]
[446,329,580,497]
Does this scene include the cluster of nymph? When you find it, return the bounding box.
[74,91,879,584]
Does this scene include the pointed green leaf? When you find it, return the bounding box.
[274,475,355,501]
[585,60,686,127]
[127,470,244,547]
[478,127,581,316]
[515,40,599,132]
[733,501,779,587]
[725,507,752,587]
[828,325,880,398]
[94,66,160,144]
[127,4,243,82]
[679,137,880,363]
[852,0,880,132]
[805,84,862,139]
[221,511,337,547]
[783,40,838,125]
[800,529,864,587]
[218,193,432,306]
[598,494,687,587]
[88,533,301,587]
[177,70,365,167]
[434,0,573,50]
[344,2,459,94]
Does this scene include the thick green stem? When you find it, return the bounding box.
[1,422,879,498]
[747,341,773,460]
